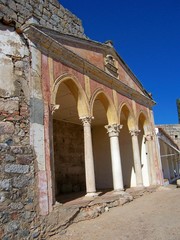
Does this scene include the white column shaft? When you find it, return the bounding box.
[131,132,143,187]
[105,124,124,191]
[110,135,124,191]
[81,117,96,195]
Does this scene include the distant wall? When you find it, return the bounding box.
[157,124,180,149]
[0,0,85,38]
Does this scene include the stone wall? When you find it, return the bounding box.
[0,0,85,38]
[0,0,86,237]
[157,124,180,149]
[0,23,38,239]
[53,120,85,195]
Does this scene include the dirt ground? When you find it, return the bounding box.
[54,185,180,240]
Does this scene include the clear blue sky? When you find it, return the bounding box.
[59,0,180,124]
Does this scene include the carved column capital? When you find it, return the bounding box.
[50,104,60,115]
[130,129,141,137]
[144,132,154,141]
[105,124,123,137]
[80,116,94,127]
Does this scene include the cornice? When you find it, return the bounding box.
[22,24,155,108]
[34,25,149,94]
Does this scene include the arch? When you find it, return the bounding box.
[138,110,151,187]
[118,102,136,188]
[52,73,89,117]
[90,88,118,124]
[119,102,136,130]
[138,110,150,133]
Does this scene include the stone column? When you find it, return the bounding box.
[105,124,124,191]
[80,116,97,197]
[144,133,157,185]
[130,129,143,187]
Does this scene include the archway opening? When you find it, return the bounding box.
[138,113,150,186]
[53,80,86,202]
[92,92,113,191]
[119,105,135,188]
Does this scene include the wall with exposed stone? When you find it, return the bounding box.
[0,0,86,237]
[157,124,180,149]
[0,0,85,38]
[0,22,39,239]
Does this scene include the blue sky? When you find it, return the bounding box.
[59,0,180,124]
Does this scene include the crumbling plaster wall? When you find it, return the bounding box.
[0,0,85,38]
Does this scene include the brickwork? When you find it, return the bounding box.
[0,0,85,38]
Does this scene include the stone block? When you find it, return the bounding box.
[10,202,23,210]
[5,164,29,174]
[6,220,20,233]
[5,154,15,162]
[0,143,9,152]
[0,99,19,113]
[7,0,17,11]
[0,179,12,191]
[0,192,6,203]
[0,122,14,135]
[13,175,31,188]
[10,146,23,154]
[18,229,30,238]
[0,211,10,224]
[16,155,34,165]
[0,4,17,19]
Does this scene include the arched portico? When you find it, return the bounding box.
[138,111,151,186]
[119,104,137,188]
[90,90,124,191]
[52,74,97,200]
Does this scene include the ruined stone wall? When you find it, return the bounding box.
[157,124,180,150]
[0,0,85,38]
[53,120,85,195]
[0,0,86,237]
[0,23,38,239]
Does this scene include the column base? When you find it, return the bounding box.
[85,192,99,198]
[113,189,124,195]
[135,185,145,190]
